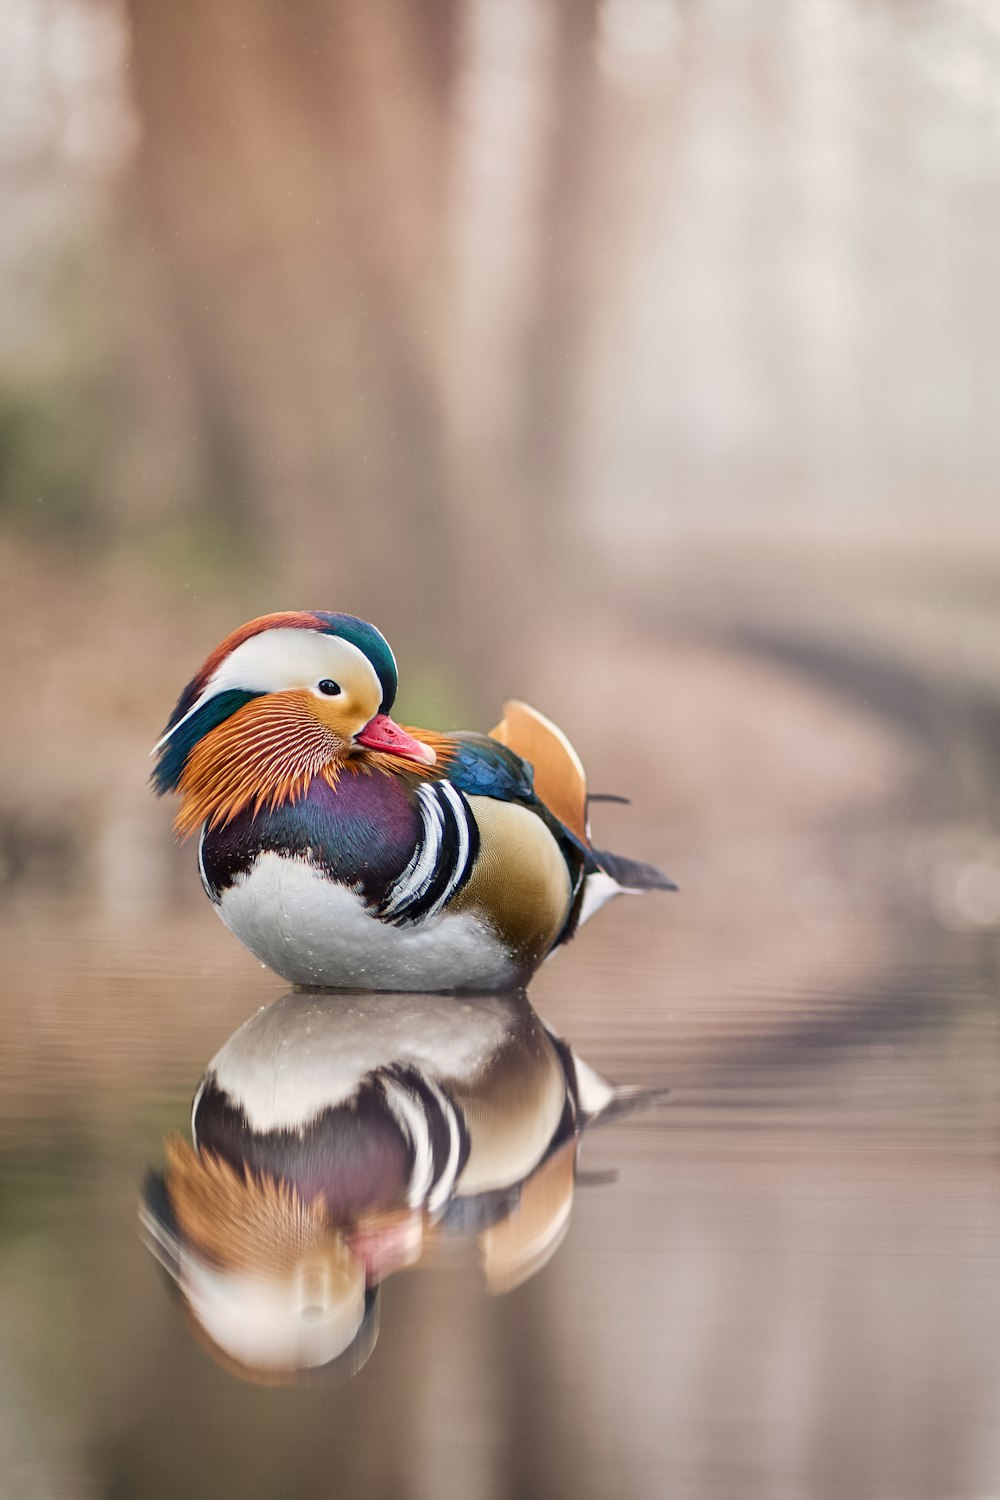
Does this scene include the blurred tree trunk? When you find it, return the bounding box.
[115,0,461,658]
[523,0,600,552]
[113,0,609,707]
[439,0,604,695]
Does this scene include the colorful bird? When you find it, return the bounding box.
[152,611,674,990]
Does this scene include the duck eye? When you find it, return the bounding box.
[317,679,342,697]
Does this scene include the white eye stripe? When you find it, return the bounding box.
[156,630,381,751]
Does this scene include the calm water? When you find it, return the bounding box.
[2,886,999,1500]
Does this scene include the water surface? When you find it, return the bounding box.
[2,884,998,1500]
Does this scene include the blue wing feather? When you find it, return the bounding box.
[442,733,601,878]
[443,734,537,803]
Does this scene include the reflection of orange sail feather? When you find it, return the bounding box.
[490,699,589,844]
[481,1140,577,1294]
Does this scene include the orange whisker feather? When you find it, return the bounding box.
[173,698,456,838]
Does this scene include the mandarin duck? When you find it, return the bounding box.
[152,612,674,991]
[141,988,664,1378]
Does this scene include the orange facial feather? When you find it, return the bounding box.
[163,1135,327,1273]
[175,690,338,838]
[174,695,455,838]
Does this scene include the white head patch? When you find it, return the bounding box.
[155,629,384,751]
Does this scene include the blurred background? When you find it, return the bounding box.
[2,2,1000,1498]
[2,0,999,915]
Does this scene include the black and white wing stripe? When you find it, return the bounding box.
[376,781,479,926]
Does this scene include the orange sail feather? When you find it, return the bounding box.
[489,700,589,845]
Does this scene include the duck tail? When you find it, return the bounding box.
[575,848,677,927]
[489,699,677,923]
[591,847,678,893]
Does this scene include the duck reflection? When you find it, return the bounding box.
[141,989,661,1381]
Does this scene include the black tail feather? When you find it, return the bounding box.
[592,847,678,892]
[588,1084,672,1128]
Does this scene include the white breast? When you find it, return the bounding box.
[215,852,518,991]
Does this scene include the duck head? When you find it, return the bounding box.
[151,612,437,836]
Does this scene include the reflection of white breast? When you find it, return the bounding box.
[214,852,518,991]
[201,988,527,1134]
[196,987,573,1202]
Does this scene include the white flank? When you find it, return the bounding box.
[216,852,516,992]
[571,1056,616,1118]
[576,870,624,926]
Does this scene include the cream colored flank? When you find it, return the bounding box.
[451,796,573,966]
